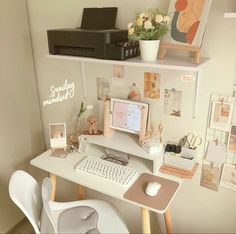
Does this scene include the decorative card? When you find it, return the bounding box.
[200,160,223,191]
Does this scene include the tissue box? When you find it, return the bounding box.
[164,147,196,171]
[142,139,163,154]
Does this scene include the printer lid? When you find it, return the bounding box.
[81,7,118,30]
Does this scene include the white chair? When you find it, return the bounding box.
[9,170,129,233]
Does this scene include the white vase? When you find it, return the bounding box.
[139,40,160,62]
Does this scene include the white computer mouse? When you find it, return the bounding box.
[145,181,161,196]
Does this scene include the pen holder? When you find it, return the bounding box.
[164,146,197,171]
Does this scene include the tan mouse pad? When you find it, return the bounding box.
[124,173,180,212]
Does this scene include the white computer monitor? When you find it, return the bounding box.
[110,98,149,134]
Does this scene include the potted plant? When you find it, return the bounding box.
[128,8,171,61]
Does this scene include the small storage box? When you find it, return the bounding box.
[164,147,196,171]
[106,40,140,60]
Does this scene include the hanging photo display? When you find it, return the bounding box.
[164,89,183,117]
[220,164,236,192]
[96,77,110,100]
[127,82,141,101]
[227,125,236,152]
[209,98,234,132]
[144,72,161,100]
[200,160,223,191]
[112,65,125,87]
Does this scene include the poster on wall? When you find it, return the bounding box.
[96,77,110,100]
[220,164,236,192]
[112,65,125,87]
[209,99,234,132]
[162,0,212,48]
[164,89,183,117]
[144,72,161,100]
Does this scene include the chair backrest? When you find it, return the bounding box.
[41,177,57,233]
[9,170,42,234]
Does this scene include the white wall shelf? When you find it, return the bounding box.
[46,54,209,72]
[46,54,210,118]
[224,13,236,18]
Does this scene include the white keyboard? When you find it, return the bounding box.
[75,155,138,186]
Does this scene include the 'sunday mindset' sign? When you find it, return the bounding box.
[43,80,75,106]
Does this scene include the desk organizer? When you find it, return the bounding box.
[164,147,196,171]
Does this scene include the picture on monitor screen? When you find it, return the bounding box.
[110,98,149,134]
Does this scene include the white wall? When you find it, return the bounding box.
[27,0,236,233]
[0,0,45,232]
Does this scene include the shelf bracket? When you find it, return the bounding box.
[193,70,201,118]
[80,61,87,99]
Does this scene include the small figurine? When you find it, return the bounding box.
[87,115,98,135]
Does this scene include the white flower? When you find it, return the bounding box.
[136,18,143,27]
[139,13,145,19]
[128,27,134,35]
[155,14,163,23]
[144,20,152,30]
[163,15,171,24]
[127,22,133,29]
[151,26,155,30]
[86,105,93,110]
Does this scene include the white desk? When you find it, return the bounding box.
[31,147,182,234]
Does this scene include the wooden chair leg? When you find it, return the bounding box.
[164,208,173,234]
[49,173,57,201]
[141,208,151,234]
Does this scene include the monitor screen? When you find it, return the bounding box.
[110,98,149,134]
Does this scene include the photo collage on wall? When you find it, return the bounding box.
[96,66,184,118]
[201,95,236,192]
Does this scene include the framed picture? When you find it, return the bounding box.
[209,100,234,132]
[227,125,236,152]
[163,0,212,48]
[220,164,236,192]
[49,123,67,150]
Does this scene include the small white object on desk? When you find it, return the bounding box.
[145,181,161,196]
[142,139,163,154]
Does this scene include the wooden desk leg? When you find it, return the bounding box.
[49,173,57,201]
[164,208,173,234]
[77,184,85,200]
[141,208,151,234]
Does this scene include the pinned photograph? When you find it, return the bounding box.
[227,125,236,152]
[210,100,233,131]
[164,89,183,117]
[49,123,67,151]
[205,141,226,164]
[96,77,110,101]
[112,65,125,87]
[221,164,236,192]
[144,72,161,100]
[200,160,223,191]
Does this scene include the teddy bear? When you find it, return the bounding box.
[87,115,98,135]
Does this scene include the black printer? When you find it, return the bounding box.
[47,7,139,60]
